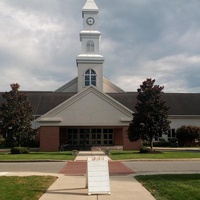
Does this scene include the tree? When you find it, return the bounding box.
[0,83,36,147]
[176,126,200,146]
[127,78,171,151]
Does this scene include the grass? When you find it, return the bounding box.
[0,176,57,200]
[0,151,75,161]
[109,150,200,160]
[1,150,200,161]
[136,174,200,200]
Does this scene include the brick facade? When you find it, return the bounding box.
[40,126,59,152]
[39,126,141,151]
[122,127,141,150]
[114,128,123,145]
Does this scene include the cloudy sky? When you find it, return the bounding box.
[0,0,200,93]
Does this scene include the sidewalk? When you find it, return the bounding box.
[38,151,156,200]
[39,174,155,200]
[74,150,111,161]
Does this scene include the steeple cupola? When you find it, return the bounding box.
[76,0,104,92]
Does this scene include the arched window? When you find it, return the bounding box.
[85,69,96,86]
[86,40,94,53]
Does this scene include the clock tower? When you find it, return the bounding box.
[76,0,104,92]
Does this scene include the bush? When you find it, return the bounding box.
[11,147,29,154]
[153,141,170,147]
[0,134,5,147]
[176,125,200,146]
[104,149,110,155]
[140,146,150,153]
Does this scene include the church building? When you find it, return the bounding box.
[34,0,200,151]
[36,0,140,151]
[1,0,200,152]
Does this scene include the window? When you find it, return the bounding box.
[86,40,94,53]
[103,129,113,145]
[85,69,96,86]
[168,129,176,138]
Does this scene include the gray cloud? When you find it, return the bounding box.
[0,0,200,93]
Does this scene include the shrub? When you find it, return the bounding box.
[140,146,150,153]
[11,147,29,154]
[176,126,200,146]
[0,134,5,147]
[104,149,110,155]
[153,141,170,147]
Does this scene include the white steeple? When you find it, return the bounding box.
[82,0,98,12]
[76,0,104,92]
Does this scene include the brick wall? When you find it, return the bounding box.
[40,126,59,152]
[122,127,141,150]
[114,128,123,145]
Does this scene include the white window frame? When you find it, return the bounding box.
[86,40,95,53]
[84,69,97,87]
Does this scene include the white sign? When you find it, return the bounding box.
[86,157,111,195]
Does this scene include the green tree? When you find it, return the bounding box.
[127,78,171,151]
[176,126,200,146]
[0,83,36,147]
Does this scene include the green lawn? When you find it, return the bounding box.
[0,151,75,161]
[109,150,200,160]
[1,150,200,161]
[0,176,57,200]
[136,174,200,200]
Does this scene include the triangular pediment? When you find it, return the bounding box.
[37,86,133,126]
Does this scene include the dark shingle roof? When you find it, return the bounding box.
[108,92,200,115]
[0,91,75,115]
[0,91,200,116]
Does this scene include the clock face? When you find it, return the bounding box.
[86,17,95,25]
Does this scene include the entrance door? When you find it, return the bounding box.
[80,129,90,146]
[64,128,114,146]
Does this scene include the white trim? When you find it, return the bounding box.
[38,118,62,122]
[120,118,132,122]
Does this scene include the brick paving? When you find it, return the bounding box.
[59,161,134,175]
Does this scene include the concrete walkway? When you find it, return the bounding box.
[38,151,155,200]
[0,151,156,200]
[39,174,155,200]
[75,151,111,161]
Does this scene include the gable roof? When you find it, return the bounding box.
[54,77,125,93]
[36,86,133,126]
[0,91,200,116]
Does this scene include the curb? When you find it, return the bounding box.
[1,158,200,163]
[118,158,200,162]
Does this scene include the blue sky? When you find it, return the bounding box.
[0,0,200,93]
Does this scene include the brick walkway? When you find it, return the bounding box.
[59,161,134,175]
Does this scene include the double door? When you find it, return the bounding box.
[67,128,113,146]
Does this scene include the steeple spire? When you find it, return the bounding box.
[83,0,98,12]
